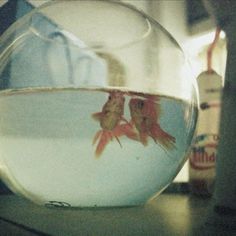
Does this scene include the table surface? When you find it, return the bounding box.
[0,193,234,236]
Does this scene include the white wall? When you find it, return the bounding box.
[148,0,188,45]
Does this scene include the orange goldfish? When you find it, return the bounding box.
[129,97,176,151]
[92,91,137,157]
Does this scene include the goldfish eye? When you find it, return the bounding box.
[108,95,111,100]
[137,100,144,109]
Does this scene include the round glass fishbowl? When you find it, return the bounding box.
[0,1,198,207]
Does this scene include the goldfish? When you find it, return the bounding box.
[92,91,138,157]
[129,97,176,151]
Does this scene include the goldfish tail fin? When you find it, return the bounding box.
[113,123,139,141]
[140,132,148,146]
[95,131,112,158]
[92,130,102,145]
[115,135,122,148]
[150,124,176,151]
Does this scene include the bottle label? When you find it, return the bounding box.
[189,134,218,171]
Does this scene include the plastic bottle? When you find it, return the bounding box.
[189,71,222,196]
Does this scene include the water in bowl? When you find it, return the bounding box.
[0,87,197,207]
